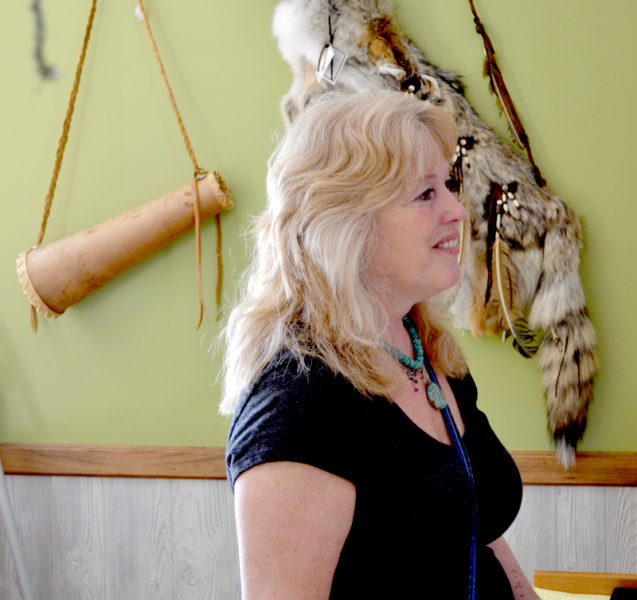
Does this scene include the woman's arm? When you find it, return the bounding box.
[488,536,541,600]
[234,461,356,600]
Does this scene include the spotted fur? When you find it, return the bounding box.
[272,0,596,466]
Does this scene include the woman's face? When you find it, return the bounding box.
[368,145,467,316]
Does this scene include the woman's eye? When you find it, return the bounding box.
[415,188,434,202]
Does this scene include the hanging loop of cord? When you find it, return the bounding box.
[136,0,201,173]
[29,0,98,332]
[137,0,224,327]
[37,0,98,248]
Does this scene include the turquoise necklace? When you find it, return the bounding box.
[385,315,447,410]
[388,318,476,600]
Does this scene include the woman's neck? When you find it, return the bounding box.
[384,311,416,359]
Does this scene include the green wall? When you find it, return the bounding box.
[1,1,635,451]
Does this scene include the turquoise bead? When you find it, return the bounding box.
[386,315,424,371]
[427,382,447,410]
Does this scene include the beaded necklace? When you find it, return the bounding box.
[385,314,477,600]
[384,315,447,409]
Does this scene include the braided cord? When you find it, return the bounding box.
[28,0,98,331]
[37,0,98,247]
[136,0,202,175]
[137,0,224,326]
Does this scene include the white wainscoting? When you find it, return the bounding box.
[505,485,637,577]
[0,477,240,600]
[1,477,636,599]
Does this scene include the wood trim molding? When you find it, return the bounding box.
[1,444,636,485]
[512,451,637,486]
[0,444,226,479]
[533,570,637,593]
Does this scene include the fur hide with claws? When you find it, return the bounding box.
[272,0,597,467]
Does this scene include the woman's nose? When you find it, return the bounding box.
[443,187,467,222]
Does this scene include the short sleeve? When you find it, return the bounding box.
[225,355,363,490]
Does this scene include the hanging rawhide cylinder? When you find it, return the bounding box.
[16,171,233,318]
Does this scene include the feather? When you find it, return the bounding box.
[510,317,544,357]
[494,233,544,357]
[457,219,466,266]
[467,0,546,187]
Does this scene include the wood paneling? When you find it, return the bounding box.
[1,444,636,485]
[0,476,240,600]
[609,487,637,573]
[504,486,637,581]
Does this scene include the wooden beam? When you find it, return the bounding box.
[534,570,637,594]
[0,444,226,479]
[1,445,636,485]
[512,451,637,486]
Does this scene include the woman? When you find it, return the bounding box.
[222,91,539,599]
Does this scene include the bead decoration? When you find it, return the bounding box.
[452,136,475,172]
[449,136,475,194]
[404,367,421,392]
[426,381,448,409]
[384,315,448,410]
[495,181,521,232]
[385,315,424,371]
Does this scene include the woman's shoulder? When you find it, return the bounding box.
[226,349,366,488]
[234,350,346,415]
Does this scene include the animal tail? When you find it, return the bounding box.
[528,202,597,468]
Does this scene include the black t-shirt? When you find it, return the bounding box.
[226,352,522,599]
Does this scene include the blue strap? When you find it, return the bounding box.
[424,359,477,600]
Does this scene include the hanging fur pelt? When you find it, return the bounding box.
[272,0,596,467]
